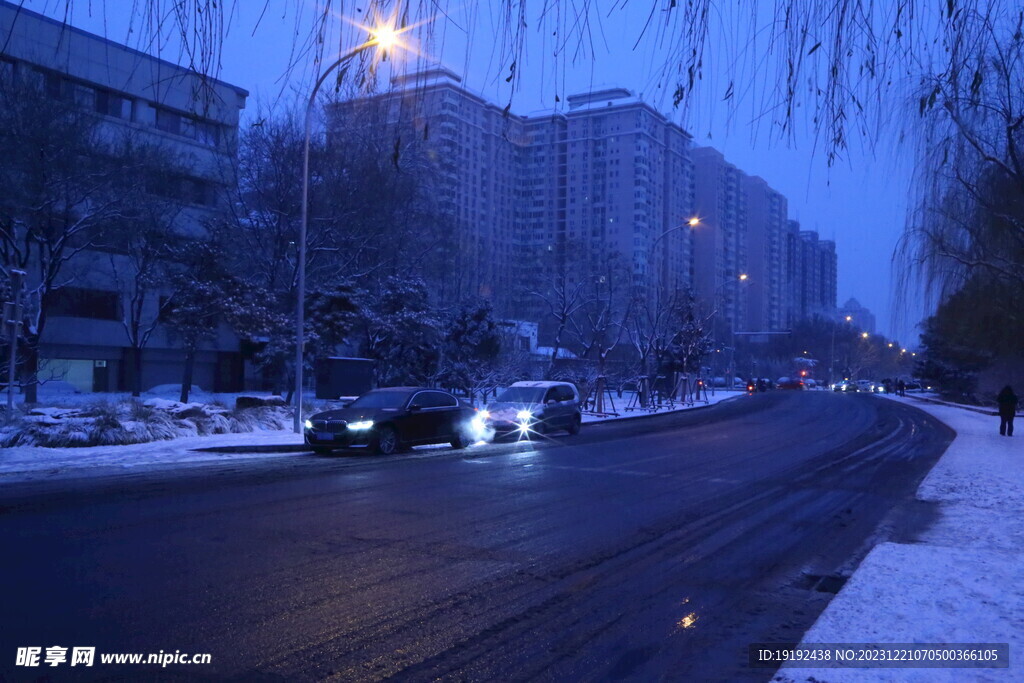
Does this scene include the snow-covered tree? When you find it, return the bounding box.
[357,276,441,386]
[438,301,502,400]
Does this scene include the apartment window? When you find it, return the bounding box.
[49,287,120,321]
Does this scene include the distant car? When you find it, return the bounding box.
[833,381,857,392]
[481,381,582,437]
[303,387,476,455]
[777,378,805,390]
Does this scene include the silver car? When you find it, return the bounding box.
[481,381,582,437]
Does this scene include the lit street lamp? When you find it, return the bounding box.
[293,19,407,433]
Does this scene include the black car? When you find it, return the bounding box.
[304,387,477,455]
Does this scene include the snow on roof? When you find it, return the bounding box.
[534,346,579,359]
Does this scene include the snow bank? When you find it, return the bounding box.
[1,398,290,448]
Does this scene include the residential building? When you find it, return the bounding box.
[795,229,838,320]
[838,298,876,335]
[1,1,248,393]
[331,71,696,333]
[743,175,788,332]
[692,147,749,337]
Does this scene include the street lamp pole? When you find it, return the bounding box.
[293,27,400,434]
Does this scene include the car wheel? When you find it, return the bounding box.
[450,431,467,449]
[374,425,400,455]
[567,415,581,435]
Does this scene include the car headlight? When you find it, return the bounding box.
[303,419,313,430]
[516,410,533,421]
[347,420,374,430]
[478,410,491,420]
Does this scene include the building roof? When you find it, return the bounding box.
[0,0,249,98]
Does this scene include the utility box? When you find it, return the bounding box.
[314,357,374,399]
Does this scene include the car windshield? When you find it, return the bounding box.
[495,387,546,403]
[348,391,411,410]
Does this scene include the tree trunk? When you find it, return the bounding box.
[22,342,39,404]
[180,347,196,403]
[131,346,143,397]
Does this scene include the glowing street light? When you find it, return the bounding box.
[688,216,700,227]
[861,332,869,339]
[738,273,749,281]
[293,14,414,433]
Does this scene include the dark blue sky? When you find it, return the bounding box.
[22,0,922,343]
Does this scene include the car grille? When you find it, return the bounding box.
[311,419,348,433]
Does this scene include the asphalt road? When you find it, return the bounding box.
[0,392,953,681]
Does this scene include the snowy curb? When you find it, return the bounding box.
[774,395,1024,682]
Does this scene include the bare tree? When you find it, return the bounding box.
[0,74,128,402]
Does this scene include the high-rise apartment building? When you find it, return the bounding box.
[1,1,248,392]
[692,147,749,336]
[794,229,838,320]
[743,175,788,332]
[333,71,696,326]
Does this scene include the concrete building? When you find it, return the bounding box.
[1,1,248,393]
[743,175,788,332]
[838,298,876,335]
[332,71,696,331]
[795,229,838,320]
[692,147,749,336]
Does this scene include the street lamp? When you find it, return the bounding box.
[293,18,408,433]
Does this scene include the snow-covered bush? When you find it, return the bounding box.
[0,397,292,448]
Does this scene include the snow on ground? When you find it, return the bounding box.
[579,389,739,423]
[774,395,1024,682]
[0,389,746,485]
[0,429,305,484]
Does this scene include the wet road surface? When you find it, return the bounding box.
[0,392,953,681]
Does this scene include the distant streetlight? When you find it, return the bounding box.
[845,315,852,322]
[293,16,411,433]
[861,332,869,339]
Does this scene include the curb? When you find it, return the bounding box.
[192,443,307,454]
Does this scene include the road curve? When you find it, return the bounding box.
[0,392,953,681]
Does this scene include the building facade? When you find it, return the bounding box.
[332,71,696,331]
[1,1,248,393]
[692,147,749,336]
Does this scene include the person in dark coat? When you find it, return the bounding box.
[997,386,1018,436]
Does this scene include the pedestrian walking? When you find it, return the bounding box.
[997,385,1018,436]
[897,379,906,397]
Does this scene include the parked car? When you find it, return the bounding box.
[303,387,477,455]
[480,381,582,437]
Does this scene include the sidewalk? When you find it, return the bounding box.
[0,392,742,485]
[774,395,1024,682]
